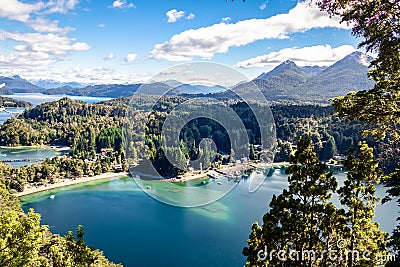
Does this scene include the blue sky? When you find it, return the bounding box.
[0,0,360,84]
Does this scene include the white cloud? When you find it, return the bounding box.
[152,2,351,61]
[0,83,5,89]
[28,17,74,34]
[166,9,185,23]
[41,0,80,15]
[0,0,79,22]
[0,0,79,34]
[235,44,356,68]
[124,53,137,63]
[0,0,91,75]
[98,23,106,28]
[0,66,151,85]
[0,0,44,22]
[0,30,91,72]
[186,13,195,20]
[221,17,231,23]
[71,42,91,51]
[260,1,268,10]
[112,0,134,9]
[0,31,90,55]
[103,53,114,60]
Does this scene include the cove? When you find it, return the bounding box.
[21,169,398,267]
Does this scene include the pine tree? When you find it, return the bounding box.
[243,136,340,266]
[316,0,400,258]
[338,142,389,266]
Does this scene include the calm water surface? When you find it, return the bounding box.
[21,170,398,267]
[0,147,67,168]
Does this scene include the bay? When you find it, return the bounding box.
[21,169,398,267]
[0,147,68,168]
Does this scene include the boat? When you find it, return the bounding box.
[201,181,207,185]
[146,186,152,190]
[217,181,222,185]
[208,172,218,179]
[49,194,55,199]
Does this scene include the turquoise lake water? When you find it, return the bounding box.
[0,147,67,168]
[21,169,398,267]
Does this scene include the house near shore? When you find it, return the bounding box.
[113,164,123,172]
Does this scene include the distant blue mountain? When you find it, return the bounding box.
[174,84,227,94]
[34,51,376,102]
[0,75,44,94]
[31,79,85,89]
[44,81,227,97]
[219,51,375,103]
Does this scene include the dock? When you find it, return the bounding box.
[214,163,254,176]
[1,158,46,163]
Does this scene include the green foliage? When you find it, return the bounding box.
[274,140,292,162]
[317,0,400,261]
[243,136,341,266]
[0,98,127,149]
[0,182,122,267]
[271,104,363,161]
[0,96,31,108]
[317,0,400,141]
[0,209,46,267]
[338,142,388,266]
[243,137,388,266]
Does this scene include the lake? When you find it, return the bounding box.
[21,169,398,267]
[0,147,68,168]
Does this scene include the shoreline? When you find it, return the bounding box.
[14,162,292,197]
[0,145,70,153]
[15,172,130,197]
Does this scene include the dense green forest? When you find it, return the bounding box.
[0,97,369,191]
[242,0,400,266]
[0,98,133,192]
[0,95,395,266]
[0,96,31,108]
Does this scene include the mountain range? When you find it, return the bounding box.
[0,75,44,94]
[223,51,375,102]
[0,52,375,103]
[30,79,85,89]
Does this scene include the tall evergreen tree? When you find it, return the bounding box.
[243,136,340,266]
[315,0,400,260]
[338,142,388,266]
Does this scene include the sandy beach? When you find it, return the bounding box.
[15,172,130,197]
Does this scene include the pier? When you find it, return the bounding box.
[1,158,46,163]
[214,163,254,176]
